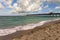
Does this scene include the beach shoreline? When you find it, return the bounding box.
[0,18,60,40]
[0,18,60,37]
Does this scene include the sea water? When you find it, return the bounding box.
[0,16,60,36]
[0,16,60,29]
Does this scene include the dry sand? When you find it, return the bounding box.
[0,19,60,40]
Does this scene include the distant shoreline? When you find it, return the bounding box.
[0,13,60,16]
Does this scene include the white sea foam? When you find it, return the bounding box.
[0,18,60,36]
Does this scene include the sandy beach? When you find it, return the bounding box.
[0,18,60,40]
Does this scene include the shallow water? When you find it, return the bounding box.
[0,16,60,28]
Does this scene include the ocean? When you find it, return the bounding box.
[0,16,60,36]
[0,16,60,29]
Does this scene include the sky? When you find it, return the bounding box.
[0,0,60,15]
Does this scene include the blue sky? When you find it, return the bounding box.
[11,0,17,6]
[0,0,60,15]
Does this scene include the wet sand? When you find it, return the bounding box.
[0,18,60,40]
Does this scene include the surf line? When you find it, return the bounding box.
[0,18,60,36]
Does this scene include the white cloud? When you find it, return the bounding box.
[0,0,43,13]
[0,3,4,8]
[13,3,17,7]
[0,0,4,2]
[11,0,60,13]
[11,0,43,13]
[46,0,60,3]
[2,0,12,8]
[44,5,49,8]
[0,0,60,14]
[26,3,42,11]
[55,6,60,9]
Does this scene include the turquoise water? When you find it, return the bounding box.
[0,16,60,28]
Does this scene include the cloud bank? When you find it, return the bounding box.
[0,0,60,14]
[12,0,42,13]
[10,0,60,13]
